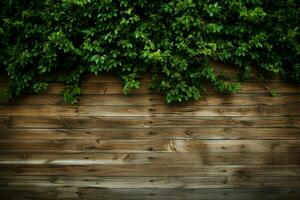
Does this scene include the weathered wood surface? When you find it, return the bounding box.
[0,72,299,200]
[0,187,299,200]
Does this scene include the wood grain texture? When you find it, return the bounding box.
[1,116,299,128]
[1,176,300,188]
[0,152,299,165]
[3,93,299,106]
[1,105,299,117]
[1,128,299,140]
[0,164,299,176]
[0,139,300,153]
[0,73,299,199]
[0,188,299,200]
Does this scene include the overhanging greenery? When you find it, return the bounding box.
[0,0,299,103]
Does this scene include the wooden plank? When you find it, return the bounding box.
[0,186,80,200]
[0,187,299,200]
[78,105,300,117]
[0,117,10,128]
[3,81,299,96]
[1,176,300,188]
[0,64,284,83]
[1,94,66,105]
[56,81,300,94]
[76,188,300,200]
[1,73,124,83]
[43,82,300,95]
[88,81,300,94]
[1,116,299,128]
[45,82,155,95]
[0,164,299,177]
[1,152,299,165]
[238,82,300,94]
[0,69,299,200]
[202,93,300,106]
[0,152,299,165]
[0,82,155,95]
[0,105,78,116]
[0,105,299,117]
[3,93,299,106]
[0,139,299,153]
[1,128,299,140]
[75,81,300,94]
[83,73,152,83]
[78,82,154,95]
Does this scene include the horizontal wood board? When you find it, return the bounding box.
[0,71,300,199]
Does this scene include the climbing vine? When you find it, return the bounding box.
[0,0,299,103]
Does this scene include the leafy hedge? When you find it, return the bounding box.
[0,0,299,103]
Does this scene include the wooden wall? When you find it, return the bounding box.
[0,70,300,200]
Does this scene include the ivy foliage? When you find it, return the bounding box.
[0,0,299,103]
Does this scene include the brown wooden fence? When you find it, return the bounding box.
[0,71,300,200]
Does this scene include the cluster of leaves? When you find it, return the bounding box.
[0,0,299,103]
